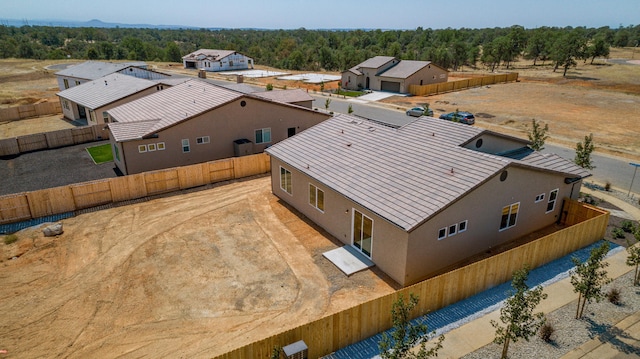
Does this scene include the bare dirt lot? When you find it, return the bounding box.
[0,50,639,357]
[1,177,396,358]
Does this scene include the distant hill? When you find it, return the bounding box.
[0,18,206,30]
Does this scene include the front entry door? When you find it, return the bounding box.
[78,105,86,119]
[352,209,373,258]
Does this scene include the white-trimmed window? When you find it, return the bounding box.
[438,228,447,240]
[157,142,165,150]
[458,220,468,233]
[113,144,120,161]
[196,136,210,144]
[448,224,457,237]
[148,143,157,152]
[255,128,271,144]
[63,79,69,89]
[309,184,324,212]
[535,193,545,203]
[280,167,292,195]
[182,139,190,153]
[102,111,109,123]
[500,202,520,230]
[138,144,147,153]
[546,189,559,213]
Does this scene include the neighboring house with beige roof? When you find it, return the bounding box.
[252,89,314,108]
[265,114,590,286]
[182,49,254,72]
[341,56,448,92]
[106,79,330,175]
[54,61,169,91]
[56,73,182,125]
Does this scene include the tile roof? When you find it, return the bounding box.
[355,56,396,69]
[107,79,244,139]
[109,119,161,142]
[266,115,589,231]
[379,60,432,79]
[57,73,157,109]
[182,49,238,60]
[252,89,314,104]
[55,61,145,80]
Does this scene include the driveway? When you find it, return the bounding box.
[0,140,117,196]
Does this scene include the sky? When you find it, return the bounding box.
[2,0,639,30]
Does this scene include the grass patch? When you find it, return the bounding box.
[86,144,113,164]
[335,89,365,97]
[4,234,18,245]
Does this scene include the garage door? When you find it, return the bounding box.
[380,81,401,92]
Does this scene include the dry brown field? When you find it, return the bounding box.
[0,48,639,357]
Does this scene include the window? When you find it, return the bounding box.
[546,189,559,213]
[280,167,292,194]
[438,228,447,240]
[500,202,520,230]
[75,80,81,86]
[138,145,147,153]
[255,128,271,144]
[182,139,190,153]
[62,100,70,110]
[157,142,165,150]
[113,144,120,161]
[102,111,109,123]
[353,210,373,258]
[63,79,69,89]
[148,143,157,152]
[535,193,545,203]
[448,224,457,237]
[196,136,210,144]
[309,184,324,212]
[458,220,468,233]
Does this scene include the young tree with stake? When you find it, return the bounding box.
[491,266,547,359]
[571,241,611,319]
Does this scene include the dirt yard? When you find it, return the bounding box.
[0,49,639,357]
[0,177,397,358]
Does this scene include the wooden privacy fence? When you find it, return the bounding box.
[0,153,271,225]
[213,199,609,359]
[0,124,110,157]
[0,101,62,122]
[409,73,518,96]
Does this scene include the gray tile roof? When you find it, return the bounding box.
[107,79,244,139]
[55,61,145,80]
[266,114,589,231]
[57,73,157,109]
[109,119,161,142]
[356,56,396,69]
[182,49,238,61]
[379,60,432,79]
[252,89,314,104]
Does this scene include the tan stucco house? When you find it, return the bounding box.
[341,56,448,93]
[182,49,254,72]
[106,79,330,175]
[265,114,590,286]
[56,73,184,125]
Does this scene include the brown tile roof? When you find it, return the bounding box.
[57,73,157,109]
[252,89,314,104]
[379,60,432,79]
[181,49,240,61]
[266,114,589,231]
[107,79,243,139]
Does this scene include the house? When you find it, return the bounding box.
[106,79,330,175]
[56,73,185,125]
[265,114,590,286]
[341,56,448,93]
[182,49,254,72]
[54,61,161,90]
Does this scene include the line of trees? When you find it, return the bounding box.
[0,24,638,74]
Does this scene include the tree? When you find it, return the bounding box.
[378,294,444,359]
[527,119,550,151]
[266,83,273,91]
[348,103,354,114]
[551,29,587,77]
[491,266,548,359]
[164,41,182,63]
[626,233,640,286]
[574,133,595,169]
[324,98,331,111]
[571,241,611,319]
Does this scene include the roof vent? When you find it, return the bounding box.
[282,340,308,359]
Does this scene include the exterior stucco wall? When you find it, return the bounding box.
[341,71,364,91]
[56,76,87,91]
[118,98,329,174]
[270,157,410,286]
[404,165,580,285]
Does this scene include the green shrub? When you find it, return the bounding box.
[607,288,621,305]
[604,181,611,191]
[612,228,626,239]
[621,220,636,233]
[3,234,18,245]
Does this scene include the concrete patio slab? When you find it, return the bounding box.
[323,245,374,276]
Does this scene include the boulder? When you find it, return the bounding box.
[42,223,63,237]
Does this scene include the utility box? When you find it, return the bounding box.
[233,138,253,157]
[198,69,207,78]
[282,340,308,359]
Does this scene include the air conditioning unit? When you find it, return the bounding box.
[282,340,308,359]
